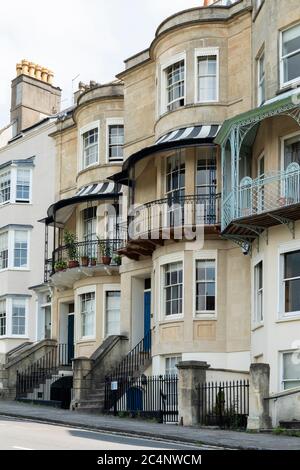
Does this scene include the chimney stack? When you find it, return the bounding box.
[10,60,61,137]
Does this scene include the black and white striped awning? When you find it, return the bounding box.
[76,182,121,197]
[156,125,220,145]
[46,182,122,226]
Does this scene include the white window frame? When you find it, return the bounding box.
[103,284,121,338]
[0,165,32,206]
[105,118,124,163]
[280,350,300,391]
[78,121,100,172]
[257,49,265,106]
[76,285,96,341]
[193,250,218,319]
[280,23,300,89]
[160,53,186,116]
[278,240,300,318]
[0,296,29,339]
[280,130,300,170]
[158,252,184,321]
[0,228,30,272]
[194,48,219,104]
[253,259,264,325]
[165,355,182,376]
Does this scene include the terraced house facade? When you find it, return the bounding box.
[1,0,300,429]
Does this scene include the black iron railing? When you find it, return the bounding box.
[16,343,72,400]
[106,331,152,382]
[104,374,178,424]
[127,193,221,239]
[51,238,124,276]
[198,380,249,429]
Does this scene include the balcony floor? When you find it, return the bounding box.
[222,202,300,237]
[50,264,120,289]
[119,225,221,260]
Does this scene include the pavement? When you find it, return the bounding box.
[0,415,204,450]
[0,400,299,450]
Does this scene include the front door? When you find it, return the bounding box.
[44,306,51,339]
[144,290,151,351]
[67,314,74,364]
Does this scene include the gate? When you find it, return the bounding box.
[104,375,178,424]
[198,380,249,429]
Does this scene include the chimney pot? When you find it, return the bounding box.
[28,62,36,77]
[35,64,42,80]
[21,59,29,75]
[16,63,22,76]
[47,70,54,85]
[41,67,48,82]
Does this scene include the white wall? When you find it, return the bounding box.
[0,120,56,353]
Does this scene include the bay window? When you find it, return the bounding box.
[280,23,300,87]
[0,297,28,337]
[80,291,95,337]
[164,262,183,316]
[196,259,216,313]
[0,165,32,205]
[0,228,30,270]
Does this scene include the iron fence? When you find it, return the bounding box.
[198,380,249,429]
[16,343,72,401]
[104,374,178,424]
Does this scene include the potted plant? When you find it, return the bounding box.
[80,247,89,267]
[54,260,67,272]
[63,230,79,268]
[112,254,122,266]
[97,237,112,265]
[90,257,97,266]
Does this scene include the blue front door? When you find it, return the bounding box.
[144,291,151,351]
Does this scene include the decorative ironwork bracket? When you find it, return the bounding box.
[222,234,253,256]
[267,213,295,238]
[232,223,269,251]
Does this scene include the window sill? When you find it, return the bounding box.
[160,315,184,323]
[0,268,30,272]
[77,337,96,343]
[276,315,300,324]
[278,79,300,93]
[194,313,217,320]
[0,335,29,340]
[252,323,264,332]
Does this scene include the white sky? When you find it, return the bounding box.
[0,0,204,128]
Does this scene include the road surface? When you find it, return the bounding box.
[0,415,212,450]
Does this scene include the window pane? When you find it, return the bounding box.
[283,352,300,390]
[166,60,185,110]
[14,231,28,268]
[109,125,124,161]
[106,291,120,336]
[164,262,183,315]
[0,171,11,203]
[83,128,98,167]
[284,51,300,83]
[81,292,95,336]
[285,278,300,312]
[284,135,300,167]
[196,260,216,312]
[12,299,26,335]
[283,24,300,56]
[198,55,217,102]
[284,250,300,279]
[0,232,8,269]
[16,169,30,201]
[0,299,6,336]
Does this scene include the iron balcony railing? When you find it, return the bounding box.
[222,163,300,230]
[126,194,221,239]
[51,238,124,276]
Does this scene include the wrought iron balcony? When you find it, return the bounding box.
[119,194,221,260]
[48,239,124,280]
[222,163,300,235]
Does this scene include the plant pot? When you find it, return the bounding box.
[102,256,112,265]
[90,259,97,266]
[68,260,79,269]
[81,256,89,267]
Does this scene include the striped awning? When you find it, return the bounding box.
[45,181,122,226]
[156,125,221,145]
[76,182,121,197]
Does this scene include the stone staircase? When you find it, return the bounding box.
[75,333,152,413]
